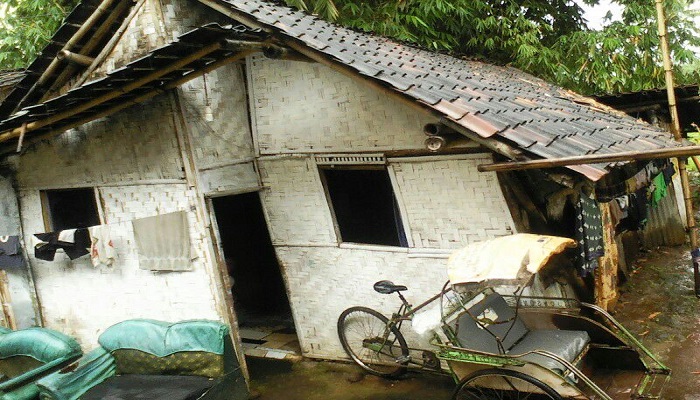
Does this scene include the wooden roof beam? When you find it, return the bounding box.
[478,146,700,172]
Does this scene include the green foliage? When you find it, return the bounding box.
[1,0,698,97]
[0,0,80,69]
[285,0,700,95]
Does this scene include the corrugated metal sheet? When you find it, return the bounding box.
[642,183,686,247]
[201,0,682,181]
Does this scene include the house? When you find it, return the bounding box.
[0,0,696,371]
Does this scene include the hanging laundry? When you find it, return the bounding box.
[574,192,605,277]
[651,173,668,208]
[34,228,90,261]
[88,225,116,267]
[662,163,675,185]
[132,211,191,271]
[0,236,24,269]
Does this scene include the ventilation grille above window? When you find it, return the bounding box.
[315,154,386,165]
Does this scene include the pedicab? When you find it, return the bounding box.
[337,234,670,399]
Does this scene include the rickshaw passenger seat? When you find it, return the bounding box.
[455,292,529,354]
[454,292,590,373]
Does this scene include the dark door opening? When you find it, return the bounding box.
[212,193,293,332]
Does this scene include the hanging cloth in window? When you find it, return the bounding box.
[574,192,605,277]
[34,229,90,261]
[132,211,191,271]
[0,236,24,269]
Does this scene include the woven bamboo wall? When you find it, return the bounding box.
[258,157,338,245]
[92,0,226,79]
[249,56,434,154]
[179,63,256,172]
[276,245,450,359]
[0,176,39,329]
[391,155,516,248]
[14,95,220,348]
[17,96,183,188]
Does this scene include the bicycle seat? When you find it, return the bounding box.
[373,280,408,294]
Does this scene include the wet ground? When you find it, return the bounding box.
[613,246,700,400]
[248,245,700,399]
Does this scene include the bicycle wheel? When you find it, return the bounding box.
[453,368,563,400]
[337,306,409,378]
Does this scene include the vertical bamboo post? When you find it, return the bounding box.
[0,270,17,330]
[655,0,700,297]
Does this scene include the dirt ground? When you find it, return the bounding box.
[248,244,700,400]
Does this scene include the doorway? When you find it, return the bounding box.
[212,192,298,359]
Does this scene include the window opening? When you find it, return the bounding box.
[321,167,407,247]
[42,188,100,231]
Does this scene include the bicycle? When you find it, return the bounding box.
[336,280,449,378]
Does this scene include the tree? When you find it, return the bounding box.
[285,0,700,95]
[0,0,80,70]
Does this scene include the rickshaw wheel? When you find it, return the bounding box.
[337,306,409,378]
[452,368,563,400]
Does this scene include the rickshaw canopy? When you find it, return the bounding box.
[447,234,576,285]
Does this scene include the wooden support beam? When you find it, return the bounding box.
[0,271,17,330]
[57,50,95,66]
[15,0,121,112]
[44,0,134,99]
[74,0,147,87]
[478,146,700,172]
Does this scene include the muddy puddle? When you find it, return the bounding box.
[247,357,454,400]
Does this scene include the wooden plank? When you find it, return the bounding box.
[478,146,700,172]
[0,271,17,330]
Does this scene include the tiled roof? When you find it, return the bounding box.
[199,0,682,181]
[0,71,25,89]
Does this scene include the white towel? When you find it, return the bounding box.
[58,229,76,243]
[88,225,116,267]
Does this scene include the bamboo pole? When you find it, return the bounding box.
[15,0,120,112]
[1,51,252,156]
[478,146,700,172]
[56,50,95,66]
[0,41,225,144]
[74,0,147,87]
[43,0,134,99]
[655,0,700,296]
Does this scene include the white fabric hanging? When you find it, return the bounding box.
[132,211,191,271]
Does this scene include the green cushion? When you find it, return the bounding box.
[0,328,12,336]
[0,328,82,393]
[112,350,224,378]
[98,320,229,357]
[0,382,39,400]
[0,328,81,368]
[0,357,43,379]
[36,347,116,400]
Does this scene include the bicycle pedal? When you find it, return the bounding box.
[395,355,411,364]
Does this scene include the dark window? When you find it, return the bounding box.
[321,168,407,247]
[42,188,100,231]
